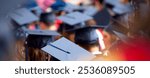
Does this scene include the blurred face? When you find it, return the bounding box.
[48,25,57,31]
[102,31,117,49]
[40,22,57,31]
[94,0,104,10]
[40,22,48,30]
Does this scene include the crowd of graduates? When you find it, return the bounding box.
[0,0,150,61]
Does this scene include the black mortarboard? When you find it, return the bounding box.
[58,12,93,25]
[42,37,96,61]
[93,7,111,26]
[7,7,39,39]
[58,12,93,32]
[9,8,39,26]
[74,26,105,44]
[40,12,56,25]
[24,29,60,48]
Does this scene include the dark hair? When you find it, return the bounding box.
[28,48,48,61]
[40,13,55,26]
[98,0,104,4]
[77,40,99,51]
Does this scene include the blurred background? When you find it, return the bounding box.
[0,0,150,61]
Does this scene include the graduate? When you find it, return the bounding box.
[74,26,104,56]
[23,29,60,61]
[50,0,67,16]
[57,12,93,42]
[8,7,40,61]
[39,12,58,31]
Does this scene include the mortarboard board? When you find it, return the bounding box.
[24,29,60,48]
[74,26,105,44]
[58,12,93,32]
[58,12,93,26]
[63,3,81,13]
[93,7,111,26]
[9,8,39,26]
[40,12,56,25]
[42,37,96,61]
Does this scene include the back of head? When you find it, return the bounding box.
[40,12,56,26]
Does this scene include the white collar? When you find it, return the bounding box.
[92,51,102,55]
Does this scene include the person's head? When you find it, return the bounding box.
[74,27,100,52]
[50,0,67,16]
[77,40,100,52]
[24,29,60,61]
[57,11,94,42]
[94,0,105,9]
[28,47,50,61]
[57,23,75,42]
[40,12,57,31]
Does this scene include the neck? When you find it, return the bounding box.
[89,46,100,53]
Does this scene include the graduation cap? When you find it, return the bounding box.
[58,12,93,25]
[42,37,96,61]
[9,8,39,26]
[24,29,60,48]
[75,26,105,44]
[63,3,81,13]
[93,7,111,26]
[40,12,56,25]
[58,12,93,32]
[50,0,66,12]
